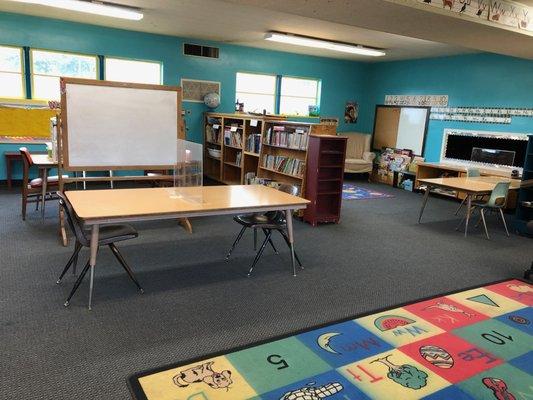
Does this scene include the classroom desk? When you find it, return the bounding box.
[65,185,310,310]
[418,176,520,237]
[32,154,58,219]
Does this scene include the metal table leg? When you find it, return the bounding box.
[88,224,99,310]
[285,209,297,277]
[418,186,431,223]
[464,195,472,237]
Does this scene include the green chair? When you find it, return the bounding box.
[469,181,511,240]
[454,168,481,215]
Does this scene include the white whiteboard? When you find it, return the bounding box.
[65,82,178,168]
[396,108,428,156]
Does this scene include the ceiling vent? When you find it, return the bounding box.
[183,43,219,59]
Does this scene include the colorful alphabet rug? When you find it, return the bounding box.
[342,184,394,200]
[128,279,533,400]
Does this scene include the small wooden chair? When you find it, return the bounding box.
[19,147,63,220]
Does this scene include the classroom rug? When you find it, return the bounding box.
[342,183,394,200]
[128,279,533,400]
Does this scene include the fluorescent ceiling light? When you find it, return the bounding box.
[265,32,386,57]
[10,0,143,20]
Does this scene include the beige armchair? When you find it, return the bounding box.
[344,133,376,175]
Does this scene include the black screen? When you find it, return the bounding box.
[471,148,515,166]
[445,135,527,168]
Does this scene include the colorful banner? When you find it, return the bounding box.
[416,0,533,32]
[385,95,449,107]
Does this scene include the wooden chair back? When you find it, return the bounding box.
[19,147,34,192]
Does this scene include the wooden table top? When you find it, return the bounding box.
[419,176,520,194]
[417,161,521,179]
[32,154,57,167]
[66,185,310,223]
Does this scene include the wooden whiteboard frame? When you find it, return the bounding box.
[371,104,430,156]
[59,77,183,172]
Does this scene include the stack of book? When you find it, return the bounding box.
[244,172,256,184]
[263,155,306,177]
[224,129,242,147]
[246,134,261,154]
[205,125,221,144]
[264,126,309,150]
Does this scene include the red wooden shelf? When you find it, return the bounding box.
[303,136,347,226]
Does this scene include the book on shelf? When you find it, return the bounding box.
[263,155,305,177]
[235,152,242,167]
[246,134,261,154]
[264,126,309,150]
[205,124,221,144]
[244,172,256,184]
[224,129,242,148]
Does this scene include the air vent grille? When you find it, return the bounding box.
[183,43,219,59]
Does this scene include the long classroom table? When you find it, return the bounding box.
[65,185,310,310]
[417,176,520,237]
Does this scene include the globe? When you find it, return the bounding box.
[204,92,220,108]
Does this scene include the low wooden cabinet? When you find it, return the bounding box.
[303,135,347,226]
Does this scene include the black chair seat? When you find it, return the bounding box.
[57,192,143,308]
[82,224,138,246]
[233,213,284,229]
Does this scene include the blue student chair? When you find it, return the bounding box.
[462,181,511,240]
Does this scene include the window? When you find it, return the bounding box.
[105,57,162,84]
[31,49,98,100]
[279,76,320,116]
[235,72,276,114]
[0,46,24,99]
[235,72,321,116]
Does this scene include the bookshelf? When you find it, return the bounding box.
[204,113,272,185]
[257,120,336,197]
[222,116,244,185]
[204,113,336,194]
[303,135,347,226]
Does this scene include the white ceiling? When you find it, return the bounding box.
[0,0,531,61]
[227,0,533,59]
[0,0,473,61]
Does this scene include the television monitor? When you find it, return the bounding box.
[471,147,515,167]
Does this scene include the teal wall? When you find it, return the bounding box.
[0,11,371,180]
[366,53,533,161]
[0,12,371,140]
[1,12,532,181]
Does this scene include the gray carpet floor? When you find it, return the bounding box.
[1,181,531,399]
